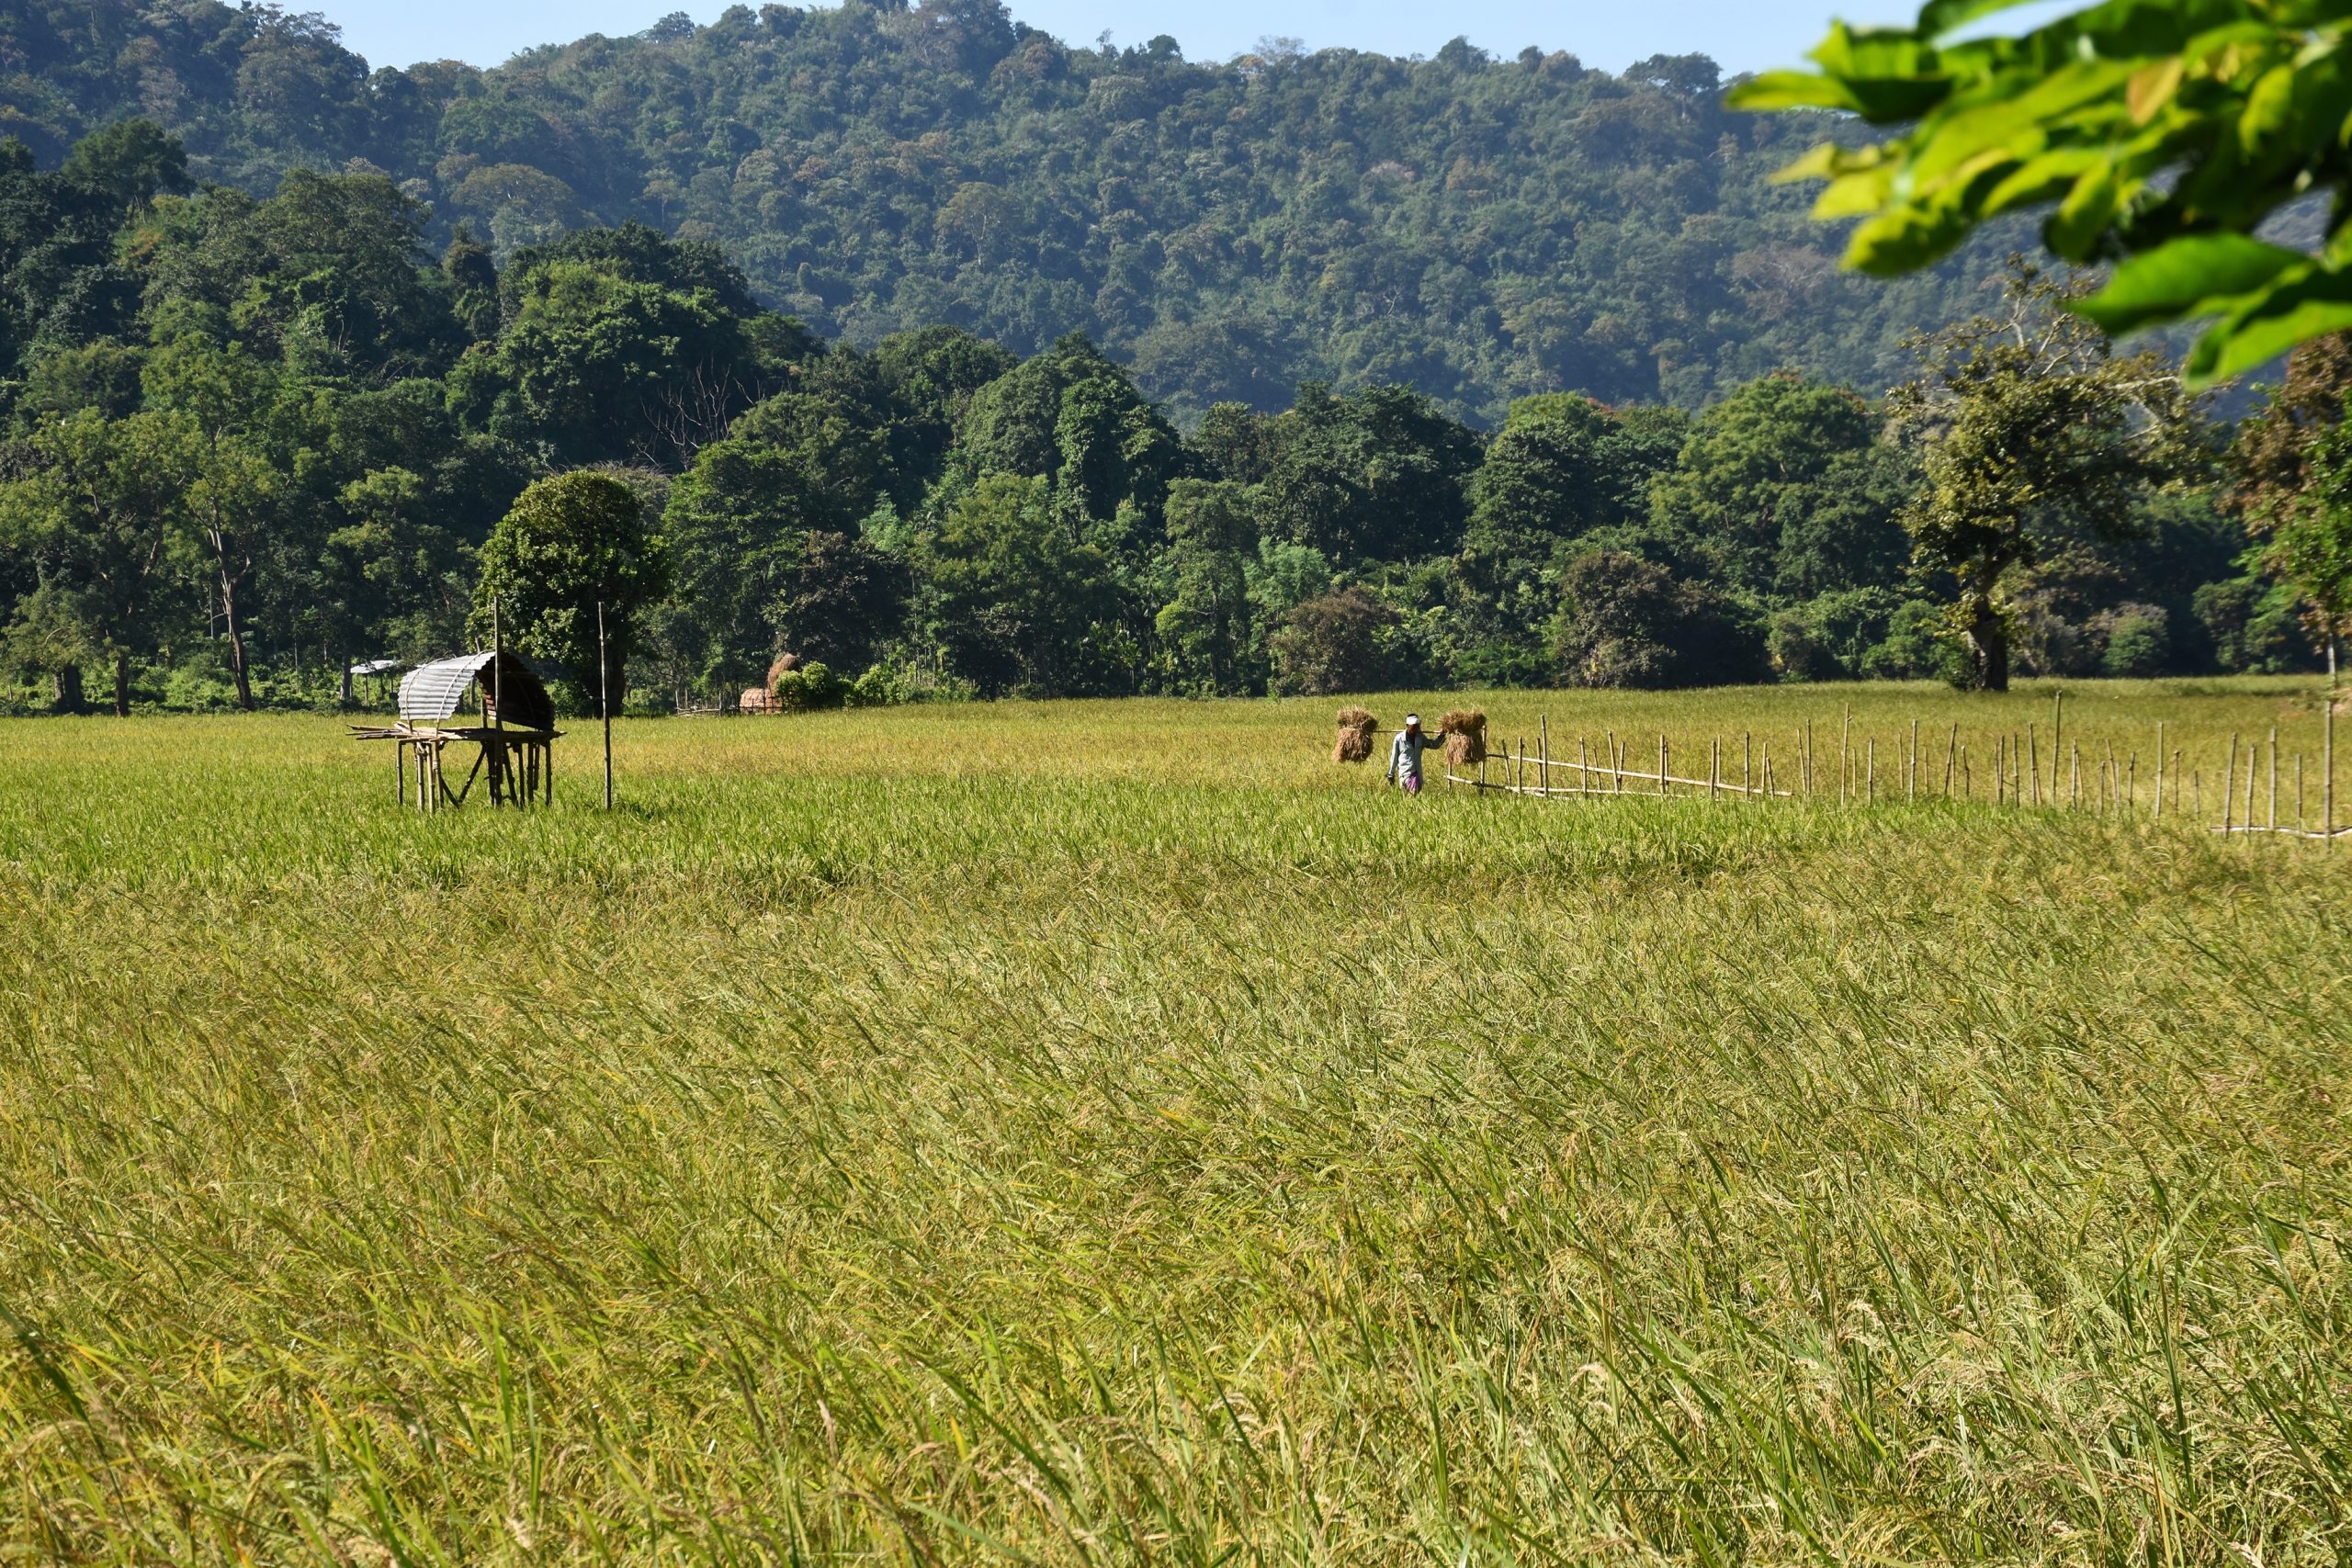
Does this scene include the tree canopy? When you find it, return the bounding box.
[1731,0,2352,384]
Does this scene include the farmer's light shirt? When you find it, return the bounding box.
[1388,728,1438,785]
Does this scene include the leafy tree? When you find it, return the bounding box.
[1888,263,2199,691]
[59,119,189,210]
[660,438,856,686]
[1646,375,1905,598]
[0,409,187,715]
[1551,549,1767,689]
[491,260,756,468]
[958,333,1181,549]
[774,531,910,674]
[475,470,672,707]
[1260,384,1481,564]
[915,472,1119,696]
[1267,586,1397,696]
[1152,479,1259,694]
[1733,0,2352,381]
[141,332,280,709]
[2266,423,2352,660]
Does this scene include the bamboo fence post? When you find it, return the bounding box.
[2104,740,2117,812]
[1743,730,1752,797]
[1962,745,1971,800]
[1804,718,1814,797]
[2326,643,2336,849]
[2052,689,2064,802]
[599,600,614,812]
[2268,726,2278,830]
[1944,723,1958,798]
[1659,734,1669,796]
[1908,718,1918,805]
[1712,737,1721,801]
[2297,752,2304,829]
[2070,744,2080,810]
[1580,735,1590,796]
[395,739,404,804]
[2223,734,2238,833]
[1762,740,1773,798]
[1867,737,1875,802]
[2245,739,2259,843]
[2029,724,2041,806]
[2154,722,2164,819]
[1996,733,2006,805]
[1540,715,1551,796]
[1840,705,1851,806]
[2128,754,2136,813]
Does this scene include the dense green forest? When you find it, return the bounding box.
[0,0,2033,423]
[0,109,2323,716]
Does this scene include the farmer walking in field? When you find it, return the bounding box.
[1387,713,1439,794]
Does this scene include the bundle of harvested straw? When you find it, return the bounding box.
[1441,709,1487,768]
[1334,706,1378,764]
[767,652,806,686]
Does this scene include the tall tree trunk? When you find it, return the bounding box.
[215,555,254,711]
[339,655,354,707]
[51,665,84,713]
[1962,592,2009,692]
[112,650,130,717]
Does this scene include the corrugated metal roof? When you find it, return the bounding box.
[398,654,493,722]
[396,650,557,729]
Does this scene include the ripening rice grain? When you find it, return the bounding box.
[1334,706,1377,764]
[1442,709,1487,767]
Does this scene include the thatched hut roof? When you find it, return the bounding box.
[398,651,557,731]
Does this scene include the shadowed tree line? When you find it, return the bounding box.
[1,0,2046,423]
[0,124,2337,716]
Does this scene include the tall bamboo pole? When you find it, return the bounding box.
[2052,689,2064,802]
[2154,722,2165,820]
[2328,640,2337,849]
[2223,734,2238,834]
[1840,704,1850,805]
[599,600,614,811]
[2245,739,2259,844]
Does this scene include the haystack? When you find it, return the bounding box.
[767,652,805,686]
[1441,709,1487,767]
[1334,706,1378,764]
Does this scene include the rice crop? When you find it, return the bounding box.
[0,677,2345,1563]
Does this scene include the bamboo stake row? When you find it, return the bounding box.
[1442,690,2345,845]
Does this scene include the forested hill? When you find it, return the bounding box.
[0,0,2006,423]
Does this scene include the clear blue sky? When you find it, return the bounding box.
[315,0,1919,76]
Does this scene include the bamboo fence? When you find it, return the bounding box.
[1431,690,2352,845]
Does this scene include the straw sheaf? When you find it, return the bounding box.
[1442,709,1487,767]
[1333,707,1377,764]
